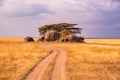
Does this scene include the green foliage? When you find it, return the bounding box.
[38,23,82,36]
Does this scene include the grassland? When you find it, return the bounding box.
[0,38,51,80]
[0,38,120,80]
[47,39,120,80]
[85,39,120,45]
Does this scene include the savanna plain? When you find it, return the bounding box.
[0,38,120,80]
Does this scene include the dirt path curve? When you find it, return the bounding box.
[25,45,67,80]
[51,49,67,80]
[25,50,57,80]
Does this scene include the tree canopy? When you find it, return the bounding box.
[38,23,82,36]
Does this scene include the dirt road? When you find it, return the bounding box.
[51,49,66,80]
[25,46,67,80]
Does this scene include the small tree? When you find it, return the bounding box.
[38,23,82,37]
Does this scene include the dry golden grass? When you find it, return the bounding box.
[54,39,120,80]
[0,38,120,80]
[0,38,23,42]
[85,39,120,45]
[0,38,38,42]
[0,38,51,80]
[33,39,120,80]
[64,44,120,80]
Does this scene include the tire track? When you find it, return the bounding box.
[51,49,67,80]
[25,50,57,80]
[25,46,67,80]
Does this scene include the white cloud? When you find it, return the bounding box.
[64,0,78,4]
[0,0,120,37]
[0,0,50,17]
[0,0,119,22]
[97,0,120,11]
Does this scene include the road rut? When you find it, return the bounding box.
[25,46,67,80]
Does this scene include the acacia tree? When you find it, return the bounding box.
[38,23,82,37]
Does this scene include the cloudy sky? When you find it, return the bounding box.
[0,0,120,38]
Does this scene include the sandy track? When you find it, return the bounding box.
[25,46,67,80]
[51,49,67,80]
[25,50,57,80]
